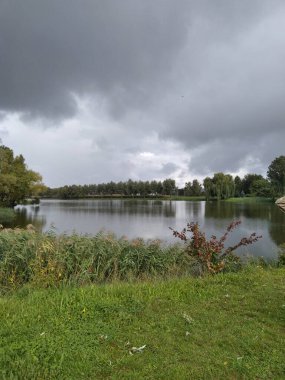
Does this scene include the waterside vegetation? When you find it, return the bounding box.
[0,219,272,294]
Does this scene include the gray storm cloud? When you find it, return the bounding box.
[0,0,190,119]
[0,0,285,183]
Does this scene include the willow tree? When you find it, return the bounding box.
[0,145,45,207]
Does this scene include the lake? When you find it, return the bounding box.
[13,199,285,259]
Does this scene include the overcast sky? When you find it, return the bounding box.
[1,0,285,187]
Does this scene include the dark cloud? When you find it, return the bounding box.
[0,0,190,119]
[0,1,285,185]
[1,1,281,119]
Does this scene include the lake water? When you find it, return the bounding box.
[13,199,285,259]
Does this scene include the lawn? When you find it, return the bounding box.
[1,266,284,379]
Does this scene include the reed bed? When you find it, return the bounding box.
[0,226,189,292]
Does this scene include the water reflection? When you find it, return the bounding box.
[204,200,285,223]
[40,199,176,217]
[10,199,285,259]
[269,222,285,246]
[14,206,46,231]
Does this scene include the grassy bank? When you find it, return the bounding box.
[1,267,284,379]
[42,195,206,201]
[225,197,273,203]
[169,195,205,201]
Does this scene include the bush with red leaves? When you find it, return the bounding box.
[170,220,262,274]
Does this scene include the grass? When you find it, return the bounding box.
[225,197,273,203]
[169,196,205,201]
[0,207,15,224]
[44,195,206,201]
[0,266,284,379]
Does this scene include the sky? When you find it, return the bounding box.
[0,0,285,188]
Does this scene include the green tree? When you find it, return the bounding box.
[241,174,264,195]
[267,156,285,197]
[203,177,213,201]
[184,181,192,196]
[0,145,44,206]
[192,179,203,196]
[212,173,235,200]
[162,179,176,197]
[234,176,242,197]
[250,178,272,197]
[185,179,203,196]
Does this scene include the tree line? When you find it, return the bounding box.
[1,142,284,205]
[43,178,177,199]
[44,155,285,200]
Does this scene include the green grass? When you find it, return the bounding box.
[46,195,206,201]
[0,266,284,379]
[0,207,15,224]
[169,195,205,201]
[225,197,272,203]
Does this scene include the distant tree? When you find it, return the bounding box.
[162,178,176,196]
[203,173,234,200]
[267,155,285,197]
[241,174,264,195]
[185,179,203,196]
[212,173,235,200]
[184,181,192,196]
[234,176,242,197]
[0,145,44,207]
[191,179,203,196]
[203,177,213,201]
[150,180,159,195]
[250,178,272,197]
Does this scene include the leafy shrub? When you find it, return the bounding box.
[170,220,262,274]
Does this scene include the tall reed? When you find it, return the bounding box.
[0,227,187,292]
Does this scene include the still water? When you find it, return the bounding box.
[14,199,285,259]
